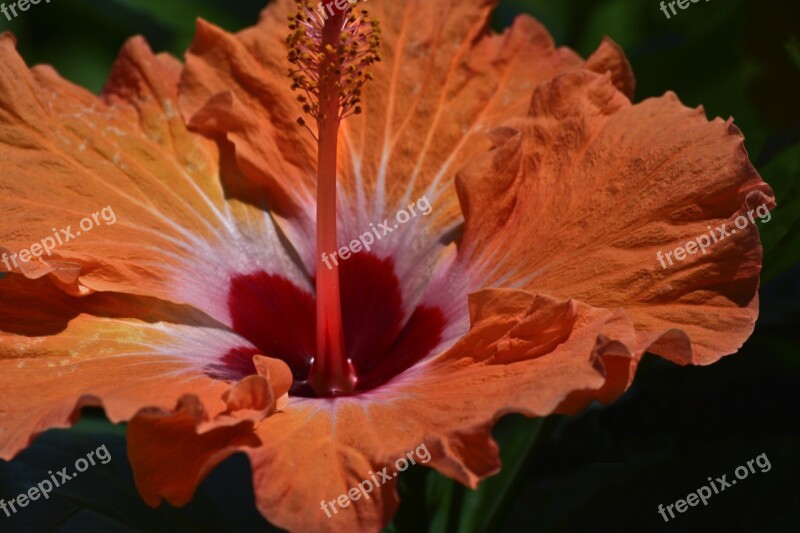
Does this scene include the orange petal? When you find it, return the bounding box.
[221,355,293,420]
[179,16,317,220]
[0,274,290,460]
[586,37,636,99]
[0,34,305,325]
[128,395,260,507]
[455,70,774,366]
[128,357,291,510]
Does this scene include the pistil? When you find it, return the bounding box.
[287,0,381,396]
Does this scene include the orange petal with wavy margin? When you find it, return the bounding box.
[127,395,260,507]
[455,70,774,370]
[129,288,637,532]
[0,274,291,460]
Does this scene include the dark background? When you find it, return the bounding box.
[1,0,798,531]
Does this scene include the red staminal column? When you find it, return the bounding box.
[287,0,381,396]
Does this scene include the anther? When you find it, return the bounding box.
[286,0,381,123]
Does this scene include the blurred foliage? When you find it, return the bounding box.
[0,0,798,532]
[0,412,274,532]
[0,0,265,92]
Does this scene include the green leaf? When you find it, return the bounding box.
[383,463,432,533]
[421,471,460,533]
[457,416,548,533]
[758,142,800,280]
[385,415,551,533]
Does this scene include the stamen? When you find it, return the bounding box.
[287,1,381,122]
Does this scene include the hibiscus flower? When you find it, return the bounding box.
[0,0,774,531]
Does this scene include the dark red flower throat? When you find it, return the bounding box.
[222,254,446,398]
